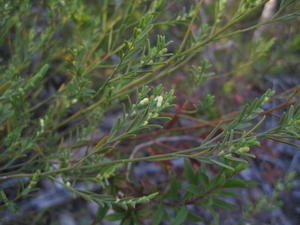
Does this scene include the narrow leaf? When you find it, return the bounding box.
[152,205,165,225]
[172,207,189,225]
[209,159,234,171]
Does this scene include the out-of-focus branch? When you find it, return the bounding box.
[253,0,279,40]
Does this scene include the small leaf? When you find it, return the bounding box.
[172,207,188,225]
[165,177,182,199]
[0,82,12,96]
[121,217,132,225]
[25,64,49,90]
[237,152,256,158]
[214,173,226,187]
[212,198,236,210]
[105,212,125,221]
[209,159,234,171]
[218,191,239,197]
[224,155,248,163]
[198,168,209,190]
[152,205,165,225]
[93,206,109,224]
[184,160,196,184]
[186,184,202,196]
[187,211,203,222]
[224,178,256,188]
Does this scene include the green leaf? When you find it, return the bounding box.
[0,103,13,124]
[212,198,236,210]
[25,64,49,90]
[172,207,189,225]
[184,160,196,184]
[106,212,125,221]
[209,159,234,171]
[224,155,248,163]
[121,217,133,225]
[198,168,209,190]
[152,205,165,225]
[187,211,203,222]
[0,82,12,96]
[237,152,256,158]
[280,0,297,9]
[213,173,226,187]
[92,206,109,225]
[218,191,239,197]
[164,177,182,199]
[186,184,202,196]
[224,178,256,188]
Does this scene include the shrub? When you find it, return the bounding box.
[0,0,299,224]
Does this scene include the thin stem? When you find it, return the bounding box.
[177,0,205,52]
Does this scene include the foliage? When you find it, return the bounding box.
[0,0,299,224]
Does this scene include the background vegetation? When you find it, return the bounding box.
[0,0,300,224]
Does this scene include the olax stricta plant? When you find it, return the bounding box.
[0,0,299,224]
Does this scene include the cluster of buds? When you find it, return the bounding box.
[238,146,250,153]
[139,97,149,105]
[159,48,168,55]
[218,145,252,157]
[155,96,163,107]
[139,95,164,108]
